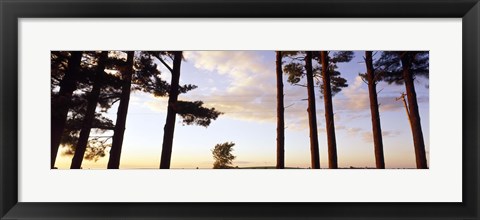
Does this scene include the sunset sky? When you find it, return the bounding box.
[54,51,429,169]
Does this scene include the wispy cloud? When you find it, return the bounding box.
[336,76,428,113]
[361,130,402,143]
[182,51,280,123]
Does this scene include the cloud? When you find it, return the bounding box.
[338,76,370,111]
[181,51,281,123]
[345,127,363,135]
[184,51,270,76]
[144,98,168,113]
[361,130,402,143]
[184,51,273,93]
[336,76,428,114]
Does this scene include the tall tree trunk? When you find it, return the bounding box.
[107,51,135,169]
[70,51,108,169]
[401,52,428,169]
[160,51,183,169]
[320,51,338,169]
[276,51,285,169]
[305,51,320,169]
[51,51,82,169]
[365,51,385,169]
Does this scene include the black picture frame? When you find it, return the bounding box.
[1,0,479,219]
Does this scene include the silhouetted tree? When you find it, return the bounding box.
[360,51,385,169]
[212,142,236,169]
[375,51,429,169]
[276,51,285,169]
[151,51,223,169]
[283,51,320,169]
[316,51,351,169]
[159,51,183,169]
[305,51,321,169]
[70,51,109,169]
[107,51,135,169]
[51,51,83,168]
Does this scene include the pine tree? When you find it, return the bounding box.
[70,51,109,169]
[360,51,385,168]
[283,51,320,169]
[375,51,429,169]
[275,51,285,169]
[316,51,351,169]
[107,51,135,169]
[51,51,83,168]
[150,51,223,169]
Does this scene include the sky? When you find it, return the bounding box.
[55,51,430,169]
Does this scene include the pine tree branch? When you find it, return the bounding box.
[111,98,121,105]
[151,53,173,73]
[377,88,384,95]
[360,76,369,85]
[293,83,308,87]
[158,57,173,73]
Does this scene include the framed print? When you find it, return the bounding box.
[1,0,479,219]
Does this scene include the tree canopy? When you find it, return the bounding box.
[212,142,236,169]
[282,51,351,96]
[374,51,429,85]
